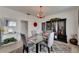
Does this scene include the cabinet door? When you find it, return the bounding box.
[52,22,58,40]
[57,20,67,43]
[58,21,66,35]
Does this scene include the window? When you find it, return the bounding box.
[6,20,16,27]
[6,20,17,33]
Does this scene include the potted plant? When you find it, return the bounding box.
[3,37,17,44]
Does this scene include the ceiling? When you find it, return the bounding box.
[4,6,77,17]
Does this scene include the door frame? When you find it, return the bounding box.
[21,20,28,38]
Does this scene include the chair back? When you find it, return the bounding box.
[48,32,54,48]
[20,33,27,47]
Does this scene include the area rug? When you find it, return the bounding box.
[28,41,71,53]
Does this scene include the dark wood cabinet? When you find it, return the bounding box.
[51,18,67,43]
[42,18,67,43]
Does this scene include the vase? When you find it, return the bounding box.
[69,38,78,45]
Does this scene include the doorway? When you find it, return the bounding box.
[21,21,28,38]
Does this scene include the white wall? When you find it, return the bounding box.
[40,9,78,43]
[28,18,42,37]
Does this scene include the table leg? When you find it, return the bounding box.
[23,45,29,53]
[26,46,29,53]
[48,47,50,53]
[36,43,38,53]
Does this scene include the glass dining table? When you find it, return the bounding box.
[27,34,44,53]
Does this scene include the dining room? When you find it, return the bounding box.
[0,6,79,53]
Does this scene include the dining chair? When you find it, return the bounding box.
[40,31,54,53]
[20,33,28,53]
[21,33,35,53]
